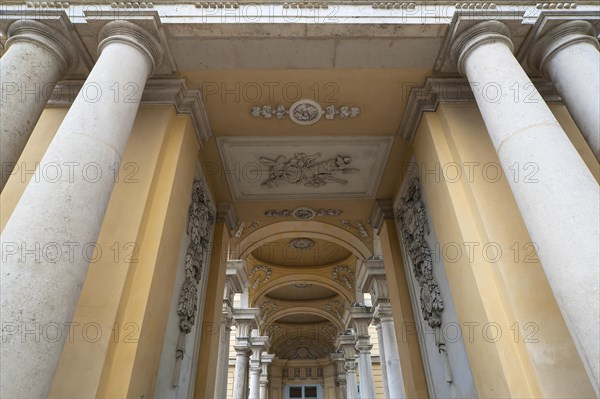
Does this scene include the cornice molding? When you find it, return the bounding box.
[369,200,394,235]
[6,19,79,73]
[217,202,238,232]
[0,10,93,72]
[397,76,560,143]
[47,78,213,144]
[518,11,600,72]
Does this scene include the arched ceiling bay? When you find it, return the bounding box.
[252,237,352,268]
[267,284,338,302]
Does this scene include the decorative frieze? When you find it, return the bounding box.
[110,1,154,8]
[283,2,329,9]
[234,221,259,238]
[249,265,272,289]
[259,153,359,188]
[196,1,239,8]
[25,1,69,8]
[173,179,215,387]
[251,100,361,125]
[535,1,577,8]
[265,207,342,220]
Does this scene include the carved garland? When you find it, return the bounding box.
[397,178,452,382]
[260,299,278,319]
[332,265,354,290]
[249,265,272,289]
[173,179,215,387]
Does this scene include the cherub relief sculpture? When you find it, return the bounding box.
[258,152,359,188]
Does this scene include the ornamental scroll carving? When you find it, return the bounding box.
[332,265,354,289]
[397,178,452,382]
[172,179,214,387]
[249,265,272,289]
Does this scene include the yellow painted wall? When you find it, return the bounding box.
[409,103,596,398]
[1,108,66,231]
[45,107,201,397]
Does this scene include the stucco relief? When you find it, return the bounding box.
[251,100,360,125]
[249,265,272,289]
[398,177,452,382]
[332,265,354,289]
[264,207,342,220]
[259,152,359,188]
[259,299,278,319]
[173,179,214,387]
[327,299,345,320]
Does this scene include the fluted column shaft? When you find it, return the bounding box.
[0,21,160,399]
[0,20,76,190]
[454,21,599,394]
[532,21,600,161]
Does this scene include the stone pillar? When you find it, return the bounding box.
[374,319,390,399]
[360,259,406,399]
[215,261,250,399]
[232,309,261,399]
[249,336,269,399]
[452,20,600,392]
[215,309,233,399]
[233,344,251,399]
[259,354,274,399]
[0,20,77,190]
[346,307,377,399]
[376,304,406,399]
[530,20,600,161]
[336,333,359,399]
[0,21,161,399]
[331,353,348,399]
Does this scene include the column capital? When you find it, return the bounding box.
[225,259,250,299]
[529,20,599,73]
[343,305,373,337]
[369,200,394,234]
[6,19,78,73]
[98,20,163,77]
[452,20,513,76]
[233,307,261,342]
[336,332,358,360]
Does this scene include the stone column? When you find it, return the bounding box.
[336,333,360,399]
[530,21,600,161]
[259,354,274,399]
[452,21,600,392]
[0,20,77,189]
[215,308,233,399]
[215,261,250,399]
[346,307,377,399]
[376,304,406,399]
[374,319,390,399]
[233,344,251,399]
[232,309,261,399]
[331,353,348,399]
[0,21,161,399]
[249,336,269,399]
